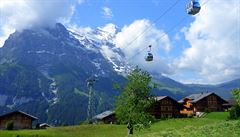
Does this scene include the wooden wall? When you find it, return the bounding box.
[195,94,225,112]
[0,113,33,130]
[151,97,180,119]
[102,114,117,124]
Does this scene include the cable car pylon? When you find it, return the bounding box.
[86,76,97,121]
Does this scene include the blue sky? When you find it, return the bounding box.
[72,0,193,57]
[0,0,239,84]
[73,0,189,28]
[69,0,204,83]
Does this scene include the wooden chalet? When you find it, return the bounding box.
[0,111,38,130]
[178,92,228,115]
[150,96,181,119]
[92,110,116,124]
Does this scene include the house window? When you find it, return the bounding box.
[169,106,172,111]
[161,113,172,118]
[161,106,172,111]
[162,100,168,105]
[208,96,217,101]
[208,100,217,105]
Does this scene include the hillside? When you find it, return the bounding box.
[1,113,239,137]
[0,23,126,125]
[153,76,240,100]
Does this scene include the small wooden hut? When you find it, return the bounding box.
[0,111,38,130]
[92,110,116,124]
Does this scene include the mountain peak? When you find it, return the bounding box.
[98,23,119,35]
[94,24,119,41]
[45,23,69,38]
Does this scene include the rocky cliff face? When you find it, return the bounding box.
[0,23,125,125]
[0,23,239,125]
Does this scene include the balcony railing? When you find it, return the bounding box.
[180,110,194,114]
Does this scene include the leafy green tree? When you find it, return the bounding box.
[229,88,240,119]
[115,67,156,134]
[232,88,240,106]
[229,105,240,119]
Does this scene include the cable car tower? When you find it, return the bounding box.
[86,76,97,121]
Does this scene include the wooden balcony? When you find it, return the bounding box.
[180,110,194,114]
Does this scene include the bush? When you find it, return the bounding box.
[204,108,210,113]
[5,121,14,130]
[79,120,91,125]
[35,123,40,129]
[187,113,194,118]
[229,105,240,119]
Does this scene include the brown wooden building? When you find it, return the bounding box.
[92,110,117,124]
[0,111,38,130]
[178,92,228,115]
[150,96,181,119]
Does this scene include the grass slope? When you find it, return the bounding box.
[204,112,229,120]
[0,112,239,137]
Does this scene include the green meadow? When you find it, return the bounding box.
[0,112,239,137]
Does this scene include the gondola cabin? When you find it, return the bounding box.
[145,53,153,61]
[186,0,201,15]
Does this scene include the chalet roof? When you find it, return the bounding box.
[0,110,38,120]
[155,96,168,101]
[178,92,226,103]
[223,98,237,106]
[40,123,52,127]
[155,96,179,102]
[92,110,115,120]
[228,98,237,105]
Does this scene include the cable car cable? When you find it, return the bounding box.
[121,0,181,51]
[125,0,211,62]
[126,15,189,62]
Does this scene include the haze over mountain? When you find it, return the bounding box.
[0,23,239,125]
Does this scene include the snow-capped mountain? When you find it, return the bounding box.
[0,23,239,125]
[0,23,126,125]
[68,24,131,74]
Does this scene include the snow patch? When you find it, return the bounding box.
[7,96,33,109]
[91,61,101,70]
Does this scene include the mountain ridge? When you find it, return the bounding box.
[0,23,239,125]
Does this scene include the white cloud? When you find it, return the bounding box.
[0,0,78,47]
[100,23,118,36]
[102,7,113,19]
[0,25,15,47]
[100,45,121,60]
[174,0,240,84]
[68,24,93,35]
[115,19,173,75]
